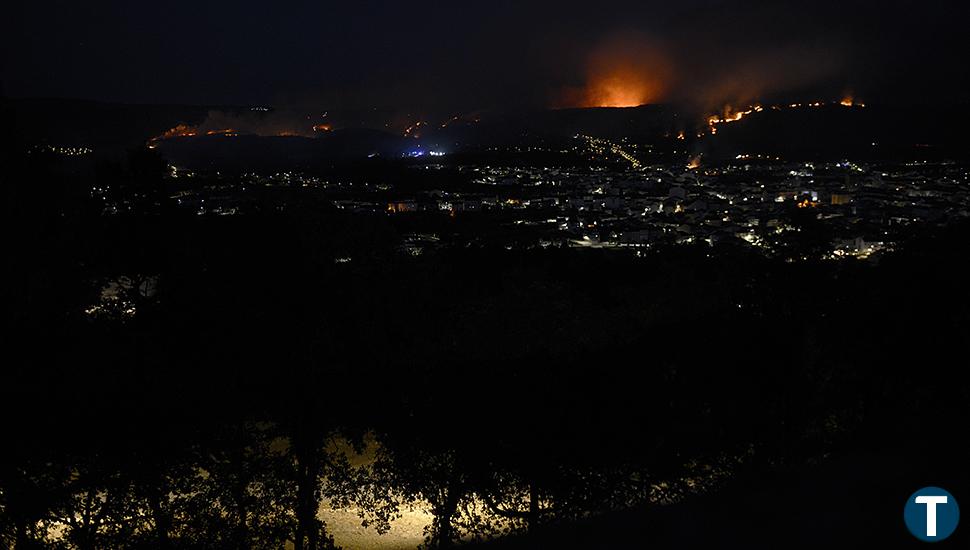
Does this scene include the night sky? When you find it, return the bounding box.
[4,1,967,110]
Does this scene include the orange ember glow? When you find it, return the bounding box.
[590,69,661,107]
[557,35,671,108]
[154,124,198,141]
[700,98,865,137]
[312,124,332,132]
[570,66,666,108]
[705,105,761,134]
[403,121,425,138]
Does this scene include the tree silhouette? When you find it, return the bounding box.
[182,420,299,549]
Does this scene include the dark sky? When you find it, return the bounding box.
[4,1,967,110]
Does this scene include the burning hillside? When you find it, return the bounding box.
[702,98,866,136]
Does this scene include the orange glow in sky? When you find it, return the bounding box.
[556,34,671,109]
[582,67,665,107]
[557,64,668,108]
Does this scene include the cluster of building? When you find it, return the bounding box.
[543,160,913,258]
[326,157,970,260]
[99,137,970,261]
[29,144,94,157]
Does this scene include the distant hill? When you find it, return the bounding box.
[698,103,970,162]
[7,97,970,167]
[417,105,685,148]
[154,129,411,172]
[153,105,688,171]
[4,97,234,152]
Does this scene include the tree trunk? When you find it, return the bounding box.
[436,508,454,548]
[236,487,249,550]
[435,485,461,549]
[15,518,29,549]
[78,489,95,550]
[528,479,540,532]
[148,491,171,549]
[294,430,320,550]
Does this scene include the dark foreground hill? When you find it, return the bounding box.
[477,446,969,549]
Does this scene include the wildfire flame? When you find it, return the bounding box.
[588,68,664,107]
[403,121,425,138]
[562,64,667,108]
[556,34,671,108]
[155,124,197,140]
[701,98,864,136]
[839,94,863,107]
[149,109,345,143]
[706,105,762,134]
